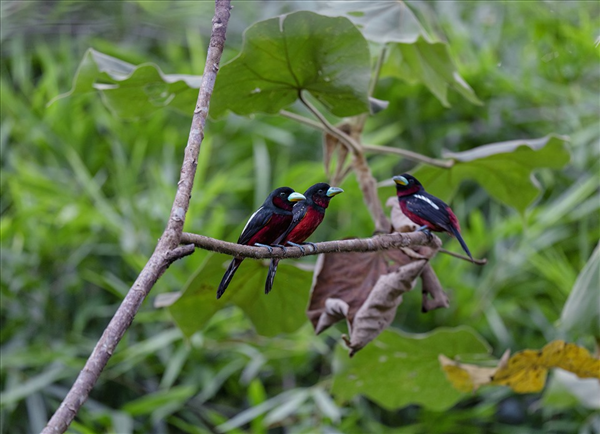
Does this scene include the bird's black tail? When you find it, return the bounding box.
[264,258,280,295]
[449,226,473,262]
[217,258,243,299]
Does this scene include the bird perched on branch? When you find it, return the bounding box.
[217,187,306,299]
[393,174,473,261]
[265,182,343,294]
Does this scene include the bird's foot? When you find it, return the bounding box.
[302,242,318,253]
[254,243,273,254]
[416,225,433,241]
[286,241,306,255]
[272,244,287,254]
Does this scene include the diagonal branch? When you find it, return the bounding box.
[180,231,441,258]
[41,2,232,433]
[363,144,454,169]
[279,110,454,169]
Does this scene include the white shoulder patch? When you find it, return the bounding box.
[414,195,439,210]
[242,207,263,235]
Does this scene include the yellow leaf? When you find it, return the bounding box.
[542,341,600,379]
[439,351,509,393]
[440,340,599,395]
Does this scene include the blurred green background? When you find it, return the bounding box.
[2,1,599,433]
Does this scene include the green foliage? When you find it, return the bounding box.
[169,255,312,337]
[319,1,481,106]
[412,134,571,211]
[560,244,600,339]
[332,327,490,411]
[50,48,202,119]
[383,38,482,107]
[2,1,599,433]
[211,11,371,118]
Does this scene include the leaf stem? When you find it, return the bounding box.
[280,109,325,131]
[369,44,387,98]
[297,92,362,154]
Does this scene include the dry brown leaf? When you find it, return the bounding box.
[386,196,418,233]
[307,242,439,356]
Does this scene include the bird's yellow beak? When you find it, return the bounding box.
[287,192,306,202]
[326,187,344,197]
[393,175,409,186]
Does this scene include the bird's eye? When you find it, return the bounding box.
[280,192,285,196]
[318,189,323,194]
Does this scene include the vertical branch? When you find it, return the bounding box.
[351,152,391,234]
[41,1,232,433]
[298,92,391,234]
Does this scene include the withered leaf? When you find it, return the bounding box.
[386,196,418,233]
[439,350,510,393]
[307,242,439,356]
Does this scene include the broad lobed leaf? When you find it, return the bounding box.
[169,254,312,338]
[332,327,491,411]
[412,134,571,212]
[49,48,202,119]
[210,11,371,118]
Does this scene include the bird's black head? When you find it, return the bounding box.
[303,182,344,209]
[392,174,423,196]
[267,187,306,211]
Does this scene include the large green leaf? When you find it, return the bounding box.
[412,134,571,212]
[332,327,490,411]
[560,244,600,339]
[49,48,201,119]
[210,11,371,118]
[319,2,481,107]
[169,254,312,337]
[319,1,433,44]
[384,38,481,107]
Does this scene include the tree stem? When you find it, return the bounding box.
[41,2,232,433]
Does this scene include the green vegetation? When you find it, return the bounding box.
[2,2,599,433]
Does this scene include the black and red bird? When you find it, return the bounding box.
[216,187,306,299]
[265,182,344,294]
[393,174,473,261]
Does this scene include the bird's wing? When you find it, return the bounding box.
[274,202,307,244]
[237,207,273,245]
[404,194,454,231]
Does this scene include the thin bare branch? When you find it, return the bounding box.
[180,231,440,258]
[41,2,232,433]
[278,110,453,170]
[439,248,487,265]
[363,144,454,168]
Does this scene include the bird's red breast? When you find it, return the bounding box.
[285,207,325,244]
